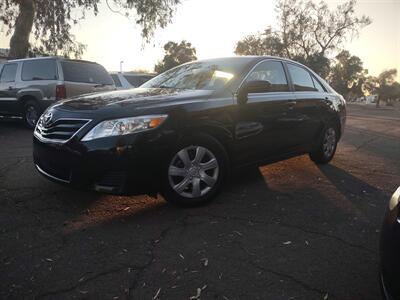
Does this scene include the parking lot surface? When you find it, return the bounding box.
[1,104,399,300]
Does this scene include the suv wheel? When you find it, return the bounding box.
[161,134,228,206]
[309,125,338,164]
[24,100,41,129]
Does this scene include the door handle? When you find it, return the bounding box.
[8,86,13,90]
[287,100,296,109]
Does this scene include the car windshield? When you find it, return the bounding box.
[141,61,240,91]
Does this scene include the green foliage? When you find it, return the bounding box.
[365,69,400,105]
[234,0,371,76]
[328,50,366,99]
[1,0,181,59]
[154,40,197,73]
[234,27,285,57]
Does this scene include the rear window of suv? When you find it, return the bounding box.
[61,61,113,85]
[22,59,57,81]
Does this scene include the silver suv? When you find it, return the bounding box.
[0,57,115,128]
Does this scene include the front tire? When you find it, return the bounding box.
[23,100,41,129]
[161,134,228,207]
[309,125,338,164]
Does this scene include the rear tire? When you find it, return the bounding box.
[309,124,338,164]
[161,134,229,207]
[23,100,41,129]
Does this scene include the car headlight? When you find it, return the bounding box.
[81,115,168,141]
[389,186,400,211]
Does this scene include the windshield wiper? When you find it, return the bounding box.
[94,83,108,88]
[158,85,172,89]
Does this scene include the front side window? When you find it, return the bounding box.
[287,64,316,91]
[246,61,289,92]
[0,64,17,83]
[22,59,57,81]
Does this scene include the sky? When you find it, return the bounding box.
[0,0,399,77]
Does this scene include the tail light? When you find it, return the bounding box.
[56,84,66,100]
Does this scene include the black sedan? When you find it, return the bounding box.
[380,186,400,300]
[33,56,346,206]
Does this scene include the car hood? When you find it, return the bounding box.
[54,88,214,112]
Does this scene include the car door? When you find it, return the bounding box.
[285,63,324,147]
[233,60,298,164]
[0,63,19,115]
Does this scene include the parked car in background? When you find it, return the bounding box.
[33,56,346,206]
[110,72,155,89]
[0,57,115,128]
[380,186,400,300]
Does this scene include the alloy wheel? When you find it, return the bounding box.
[323,127,336,158]
[26,105,39,127]
[168,145,219,198]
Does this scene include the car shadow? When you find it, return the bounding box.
[1,120,384,299]
[3,159,382,300]
[318,164,389,201]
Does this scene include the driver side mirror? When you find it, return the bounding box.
[237,80,272,104]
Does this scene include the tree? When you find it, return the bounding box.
[234,27,285,56]
[154,40,197,73]
[0,0,181,59]
[364,69,399,107]
[234,0,371,76]
[328,50,366,100]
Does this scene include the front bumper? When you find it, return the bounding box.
[381,273,395,300]
[33,129,176,194]
[380,187,400,300]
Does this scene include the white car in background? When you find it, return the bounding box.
[110,72,155,90]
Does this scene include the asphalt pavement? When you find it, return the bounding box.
[0,103,399,300]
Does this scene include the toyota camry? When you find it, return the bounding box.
[33,56,346,206]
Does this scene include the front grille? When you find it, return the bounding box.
[35,118,90,143]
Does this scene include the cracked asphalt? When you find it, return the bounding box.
[1,104,399,300]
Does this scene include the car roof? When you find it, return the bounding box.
[110,71,156,76]
[195,55,309,67]
[6,56,99,65]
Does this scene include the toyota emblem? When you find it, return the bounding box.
[43,112,53,126]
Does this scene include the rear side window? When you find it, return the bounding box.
[0,64,18,82]
[246,60,289,92]
[61,61,113,85]
[287,64,316,91]
[111,74,122,87]
[22,59,57,81]
[124,75,154,87]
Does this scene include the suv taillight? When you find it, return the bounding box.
[56,84,66,100]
